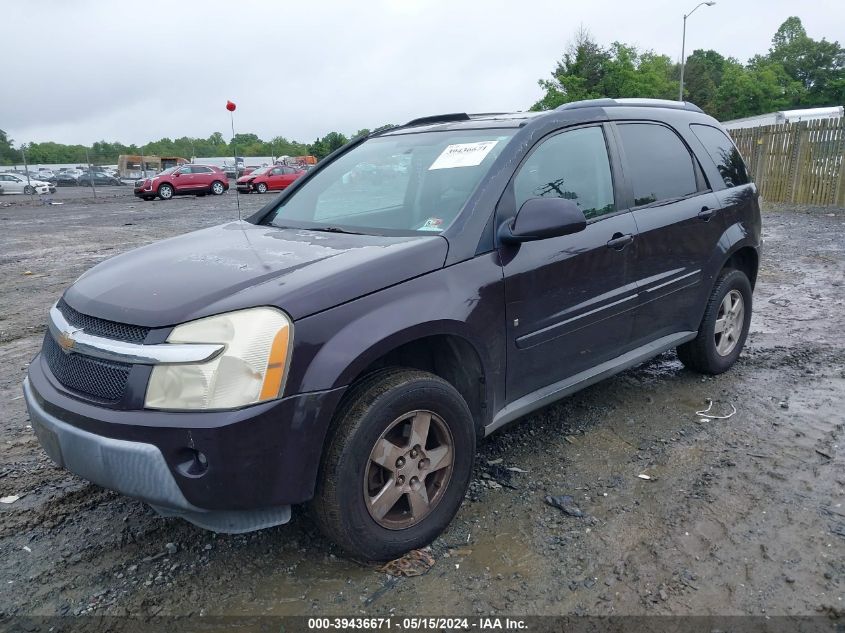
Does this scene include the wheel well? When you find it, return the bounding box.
[353,335,486,434]
[722,247,758,289]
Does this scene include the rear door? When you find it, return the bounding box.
[191,165,214,189]
[611,121,722,344]
[499,124,639,402]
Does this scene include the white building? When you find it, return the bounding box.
[723,106,843,130]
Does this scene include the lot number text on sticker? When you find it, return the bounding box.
[429,141,499,170]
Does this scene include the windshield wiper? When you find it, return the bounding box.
[308,226,363,235]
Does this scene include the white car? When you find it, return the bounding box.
[0,173,53,195]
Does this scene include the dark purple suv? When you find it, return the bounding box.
[24,98,761,560]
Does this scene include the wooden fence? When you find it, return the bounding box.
[729,118,845,206]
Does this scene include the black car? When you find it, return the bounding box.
[24,98,760,560]
[77,171,123,186]
[55,170,82,186]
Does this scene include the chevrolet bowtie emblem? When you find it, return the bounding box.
[57,328,80,353]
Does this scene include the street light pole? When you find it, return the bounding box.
[679,1,716,101]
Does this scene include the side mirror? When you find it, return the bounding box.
[498,197,587,244]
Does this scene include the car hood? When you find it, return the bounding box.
[236,175,258,183]
[63,221,449,327]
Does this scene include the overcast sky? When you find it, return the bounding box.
[3,0,844,147]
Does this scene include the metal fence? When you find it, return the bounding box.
[729,118,845,206]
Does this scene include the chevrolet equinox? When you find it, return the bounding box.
[24,98,761,560]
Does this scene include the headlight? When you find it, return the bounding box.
[144,307,292,411]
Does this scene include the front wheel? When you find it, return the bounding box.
[158,183,173,200]
[255,182,268,194]
[312,368,475,561]
[210,181,225,195]
[677,268,752,374]
[24,185,35,195]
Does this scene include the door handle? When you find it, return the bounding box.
[606,233,634,250]
[697,206,717,221]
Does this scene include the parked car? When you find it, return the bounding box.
[236,165,305,193]
[0,172,53,194]
[24,99,760,561]
[77,171,124,186]
[134,164,228,200]
[55,169,83,186]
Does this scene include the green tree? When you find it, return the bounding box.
[532,30,676,110]
[767,16,845,106]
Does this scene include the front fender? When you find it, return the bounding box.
[283,253,506,418]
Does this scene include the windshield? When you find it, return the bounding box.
[264,129,515,234]
[250,167,271,176]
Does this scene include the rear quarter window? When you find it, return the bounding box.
[690,124,750,188]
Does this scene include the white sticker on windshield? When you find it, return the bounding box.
[428,141,499,170]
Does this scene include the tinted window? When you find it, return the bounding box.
[617,123,698,206]
[192,166,212,174]
[514,126,615,220]
[690,124,749,188]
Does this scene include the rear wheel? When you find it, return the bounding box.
[312,368,475,561]
[158,184,173,200]
[211,181,225,195]
[256,182,268,194]
[677,269,752,374]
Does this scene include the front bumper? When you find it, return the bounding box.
[133,187,153,197]
[24,356,346,532]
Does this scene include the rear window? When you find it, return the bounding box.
[617,123,699,206]
[690,124,750,188]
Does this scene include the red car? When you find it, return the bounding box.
[134,164,229,201]
[237,165,305,193]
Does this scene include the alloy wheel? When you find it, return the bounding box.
[715,289,744,356]
[364,410,454,530]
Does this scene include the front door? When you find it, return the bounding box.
[500,125,639,402]
[173,165,195,191]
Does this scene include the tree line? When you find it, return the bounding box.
[2,16,842,167]
[533,17,844,118]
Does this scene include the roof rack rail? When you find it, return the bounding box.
[556,98,703,113]
[403,113,471,127]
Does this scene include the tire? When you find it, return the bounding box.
[255,182,268,194]
[210,181,225,195]
[158,184,174,200]
[677,269,752,374]
[24,185,35,195]
[311,368,476,561]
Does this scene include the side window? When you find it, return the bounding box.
[177,166,192,175]
[192,166,212,174]
[616,123,699,206]
[690,124,749,188]
[514,126,615,220]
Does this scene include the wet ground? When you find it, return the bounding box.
[0,189,843,618]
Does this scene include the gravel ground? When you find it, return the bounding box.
[0,188,843,618]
